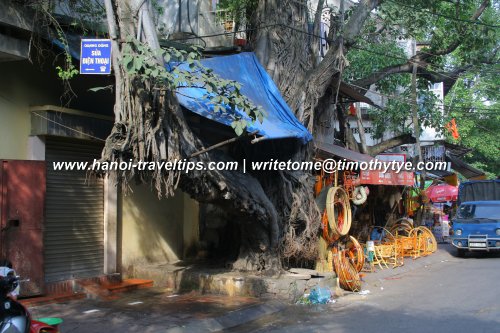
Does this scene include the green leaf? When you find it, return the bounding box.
[123,55,133,72]
[257,112,264,124]
[234,121,244,136]
[133,57,143,71]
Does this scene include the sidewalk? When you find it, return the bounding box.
[27,245,454,332]
[28,289,286,333]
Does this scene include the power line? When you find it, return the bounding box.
[32,112,106,142]
[171,21,494,87]
[385,0,500,28]
[23,6,497,143]
[346,81,500,114]
[348,44,500,90]
[169,20,499,105]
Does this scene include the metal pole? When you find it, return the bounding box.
[411,62,426,224]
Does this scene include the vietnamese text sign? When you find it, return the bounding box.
[359,170,414,186]
[80,39,112,74]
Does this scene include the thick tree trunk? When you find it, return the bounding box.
[285,0,381,130]
[103,0,283,271]
[102,0,406,273]
[252,0,312,103]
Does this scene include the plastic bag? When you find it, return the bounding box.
[308,287,331,304]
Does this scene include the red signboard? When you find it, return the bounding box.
[358,170,414,186]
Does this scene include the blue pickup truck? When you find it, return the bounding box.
[451,180,500,257]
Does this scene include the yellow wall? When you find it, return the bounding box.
[121,184,199,271]
[0,59,198,275]
[0,58,115,160]
[0,98,30,159]
[0,60,64,160]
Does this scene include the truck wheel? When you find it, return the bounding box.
[457,249,466,257]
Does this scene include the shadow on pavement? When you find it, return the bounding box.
[442,243,500,259]
[29,288,265,333]
[226,300,500,333]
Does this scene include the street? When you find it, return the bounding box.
[228,244,500,333]
[29,244,500,333]
[1,2,498,333]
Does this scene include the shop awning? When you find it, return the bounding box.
[175,53,313,143]
[442,141,472,157]
[315,141,373,162]
[446,154,486,180]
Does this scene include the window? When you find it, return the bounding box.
[352,127,373,134]
[457,203,500,220]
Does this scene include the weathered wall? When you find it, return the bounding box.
[0,51,198,281]
[0,98,30,159]
[121,184,199,273]
[0,57,117,281]
[0,59,57,160]
[0,58,114,159]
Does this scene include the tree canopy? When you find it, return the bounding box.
[338,0,498,173]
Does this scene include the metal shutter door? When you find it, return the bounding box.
[44,137,104,282]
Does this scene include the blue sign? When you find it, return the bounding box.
[80,39,112,75]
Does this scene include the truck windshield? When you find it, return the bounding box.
[457,203,500,220]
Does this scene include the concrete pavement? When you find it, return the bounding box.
[28,288,286,332]
[27,243,482,332]
[228,244,500,332]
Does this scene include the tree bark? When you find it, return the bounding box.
[104,0,123,121]
[353,63,471,95]
[368,133,416,156]
[311,0,325,68]
[286,0,381,130]
[252,0,312,103]
[355,106,368,154]
[102,0,283,271]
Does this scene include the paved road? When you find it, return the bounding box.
[227,244,500,333]
[29,244,500,333]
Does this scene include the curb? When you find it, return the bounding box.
[20,292,86,307]
[165,300,286,333]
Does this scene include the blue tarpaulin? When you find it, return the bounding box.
[56,36,311,142]
[175,53,312,143]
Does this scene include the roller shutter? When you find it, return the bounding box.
[44,137,104,282]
